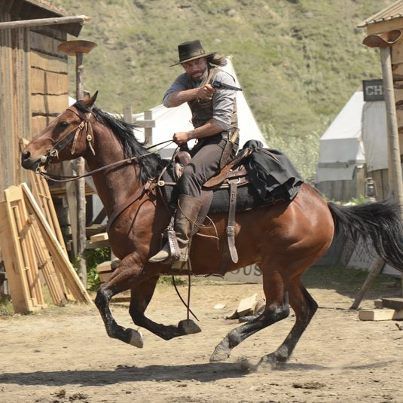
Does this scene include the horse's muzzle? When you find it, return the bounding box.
[21,150,43,171]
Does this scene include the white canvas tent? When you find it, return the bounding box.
[316,90,388,201]
[317,91,366,182]
[132,58,267,158]
[315,91,400,276]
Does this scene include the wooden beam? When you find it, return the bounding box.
[365,18,403,36]
[144,110,153,146]
[381,297,403,311]
[0,201,31,313]
[30,214,67,305]
[0,15,90,30]
[359,309,403,321]
[27,170,67,254]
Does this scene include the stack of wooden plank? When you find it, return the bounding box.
[0,174,92,314]
[359,298,403,321]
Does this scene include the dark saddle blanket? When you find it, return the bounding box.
[160,140,303,214]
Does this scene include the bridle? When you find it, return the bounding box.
[39,106,94,168]
[37,105,173,183]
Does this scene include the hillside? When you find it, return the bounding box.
[52,0,393,178]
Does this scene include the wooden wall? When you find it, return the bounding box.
[316,166,366,202]
[30,26,68,136]
[0,9,69,201]
[0,9,31,200]
[367,168,389,200]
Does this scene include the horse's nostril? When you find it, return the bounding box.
[22,150,30,160]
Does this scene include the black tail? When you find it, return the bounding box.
[328,200,403,272]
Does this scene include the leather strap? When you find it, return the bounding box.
[203,147,252,188]
[227,178,239,263]
[106,182,150,232]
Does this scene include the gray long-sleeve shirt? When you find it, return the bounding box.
[163,69,237,131]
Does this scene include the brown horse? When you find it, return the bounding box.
[21,94,403,367]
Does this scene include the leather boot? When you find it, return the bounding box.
[148,194,202,264]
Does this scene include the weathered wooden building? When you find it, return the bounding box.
[0,0,85,200]
[359,1,403,203]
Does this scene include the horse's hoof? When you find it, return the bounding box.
[128,328,143,348]
[210,343,230,362]
[178,319,201,335]
[258,351,287,369]
[258,354,277,369]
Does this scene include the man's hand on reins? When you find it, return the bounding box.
[173,119,226,145]
[173,131,193,145]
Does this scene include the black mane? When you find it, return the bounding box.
[74,101,165,183]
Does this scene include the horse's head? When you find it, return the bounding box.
[21,92,98,171]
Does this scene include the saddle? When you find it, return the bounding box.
[158,143,302,273]
[171,146,253,267]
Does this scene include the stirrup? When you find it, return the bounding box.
[171,259,189,271]
[148,243,171,264]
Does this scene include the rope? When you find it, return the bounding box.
[171,261,199,322]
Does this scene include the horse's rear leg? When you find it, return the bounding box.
[210,270,289,362]
[259,280,318,368]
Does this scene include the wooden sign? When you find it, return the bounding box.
[363,79,384,101]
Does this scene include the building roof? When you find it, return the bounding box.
[6,0,84,36]
[358,0,403,27]
[23,0,67,16]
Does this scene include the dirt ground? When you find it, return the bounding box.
[0,269,402,403]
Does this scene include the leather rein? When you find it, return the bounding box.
[37,106,173,183]
[36,105,174,231]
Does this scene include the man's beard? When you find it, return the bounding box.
[191,68,208,82]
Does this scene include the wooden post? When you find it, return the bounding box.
[58,40,97,288]
[123,105,133,123]
[352,44,403,308]
[350,258,385,309]
[380,47,403,215]
[144,110,153,146]
[75,52,87,287]
[380,47,403,295]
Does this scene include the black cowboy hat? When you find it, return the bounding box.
[170,40,215,67]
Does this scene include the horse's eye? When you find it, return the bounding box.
[58,121,69,129]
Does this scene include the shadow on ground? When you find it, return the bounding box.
[302,265,401,300]
[0,360,397,386]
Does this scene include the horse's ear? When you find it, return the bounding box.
[84,91,98,109]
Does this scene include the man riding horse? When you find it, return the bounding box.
[149,40,239,265]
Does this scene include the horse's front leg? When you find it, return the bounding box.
[129,266,201,341]
[95,254,200,347]
[94,253,145,347]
